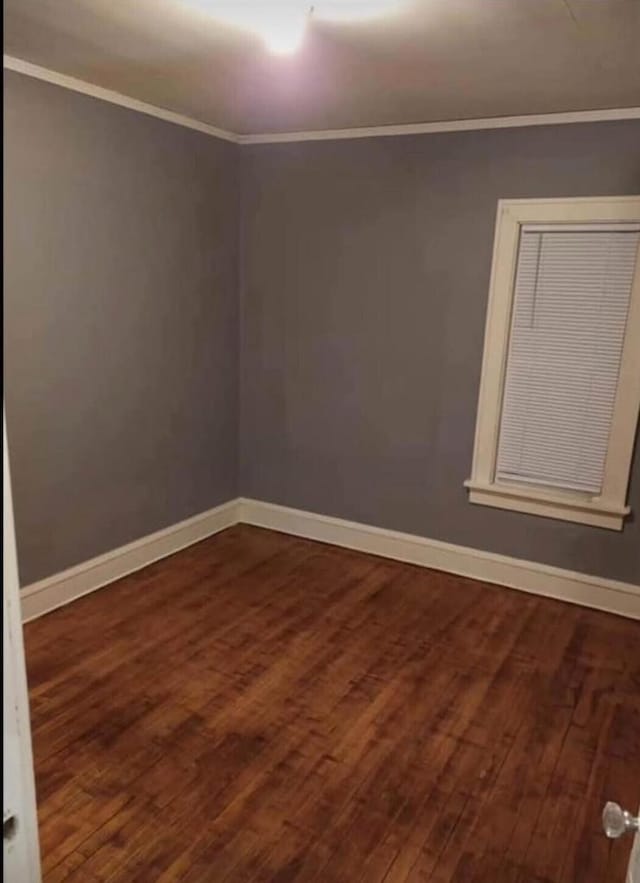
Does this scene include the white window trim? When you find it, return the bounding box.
[466,196,640,531]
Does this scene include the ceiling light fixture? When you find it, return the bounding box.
[184,0,405,55]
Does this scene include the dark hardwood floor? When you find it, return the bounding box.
[25,525,640,882]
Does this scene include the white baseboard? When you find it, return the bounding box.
[20,499,240,622]
[238,498,640,620]
[21,496,639,622]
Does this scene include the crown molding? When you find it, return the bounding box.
[3,55,239,144]
[240,106,640,144]
[5,54,640,146]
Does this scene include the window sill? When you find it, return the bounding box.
[464,480,629,531]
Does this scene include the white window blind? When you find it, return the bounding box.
[496,224,640,495]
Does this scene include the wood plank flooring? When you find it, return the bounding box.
[25,525,640,882]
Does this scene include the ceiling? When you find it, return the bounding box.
[4,0,640,136]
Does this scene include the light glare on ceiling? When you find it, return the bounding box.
[184,0,405,55]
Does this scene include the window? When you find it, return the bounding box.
[466,197,640,530]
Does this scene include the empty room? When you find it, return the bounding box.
[3,1,640,880]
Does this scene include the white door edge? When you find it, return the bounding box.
[3,410,41,881]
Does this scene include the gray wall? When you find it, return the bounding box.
[240,122,640,584]
[5,74,639,588]
[4,71,239,585]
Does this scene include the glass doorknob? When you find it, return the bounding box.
[603,802,640,839]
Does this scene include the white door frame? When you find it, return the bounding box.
[3,410,41,881]
[628,813,640,883]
